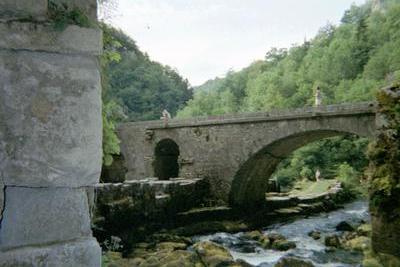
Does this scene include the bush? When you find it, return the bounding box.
[336,163,365,195]
[300,166,314,180]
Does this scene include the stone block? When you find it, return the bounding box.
[0,187,92,250]
[0,50,102,187]
[0,0,47,21]
[0,22,102,56]
[0,238,101,267]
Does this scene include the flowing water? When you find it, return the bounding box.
[194,201,369,267]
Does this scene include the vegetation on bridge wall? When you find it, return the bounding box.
[367,84,400,262]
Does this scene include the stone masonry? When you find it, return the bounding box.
[118,103,377,208]
[0,1,102,266]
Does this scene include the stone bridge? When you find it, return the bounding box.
[118,102,377,207]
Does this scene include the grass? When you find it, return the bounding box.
[289,179,338,197]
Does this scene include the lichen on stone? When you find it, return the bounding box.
[367,84,400,213]
[366,83,400,260]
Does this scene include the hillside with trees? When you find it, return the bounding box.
[177,0,400,188]
[102,25,193,122]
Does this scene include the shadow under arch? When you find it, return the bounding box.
[229,129,370,209]
[153,138,180,180]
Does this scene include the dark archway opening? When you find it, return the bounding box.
[154,139,180,180]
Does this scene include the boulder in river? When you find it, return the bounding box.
[336,221,355,231]
[265,232,286,243]
[242,231,296,251]
[344,236,371,252]
[242,230,264,241]
[155,241,188,252]
[259,235,271,249]
[274,256,315,267]
[325,234,342,248]
[193,241,236,267]
[356,224,372,237]
[308,230,321,240]
[272,239,297,251]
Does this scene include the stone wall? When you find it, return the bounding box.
[0,1,102,266]
[367,85,400,262]
[93,178,208,252]
[118,102,377,207]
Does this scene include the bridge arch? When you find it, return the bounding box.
[153,138,180,180]
[229,129,371,208]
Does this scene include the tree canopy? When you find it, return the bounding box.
[102,25,193,122]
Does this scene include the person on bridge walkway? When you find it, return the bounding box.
[161,109,171,127]
[315,86,322,107]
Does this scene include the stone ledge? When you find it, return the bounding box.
[0,238,101,267]
[119,102,377,130]
[0,0,47,21]
[0,187,92,250]
[0,22,102,56]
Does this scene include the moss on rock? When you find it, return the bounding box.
[367,84,400,258]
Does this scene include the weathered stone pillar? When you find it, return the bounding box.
[0,1,103,266]
[368,85,400,265]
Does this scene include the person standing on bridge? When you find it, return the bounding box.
[161,109,171,127]
[315,86,322,107]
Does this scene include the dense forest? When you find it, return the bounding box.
[102,25,193,122]
[175,0,400,189]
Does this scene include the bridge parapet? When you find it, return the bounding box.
[120,102,376,130]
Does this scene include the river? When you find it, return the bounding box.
[194,200,369,267]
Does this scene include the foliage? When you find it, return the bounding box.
[336,163,359,185]
[299,167,313,180]
[102,101,124,166]
[178,0,400,189]
[102,24,193,121]
[101,24,125,166]
[336,163,366,195]
[274,136,369,188]
[48,0,92,30]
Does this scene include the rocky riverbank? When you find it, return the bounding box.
[97,180,357,264]
[101,200,373,267]
[102,236,309,267]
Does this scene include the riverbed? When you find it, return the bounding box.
[194,200,369,267]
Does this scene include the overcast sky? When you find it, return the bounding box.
[111,0,367,86]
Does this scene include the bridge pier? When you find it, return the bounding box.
[0,1,102,266]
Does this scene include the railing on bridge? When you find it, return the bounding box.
[120,102,376,130]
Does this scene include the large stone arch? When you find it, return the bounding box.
[229,128,372,208]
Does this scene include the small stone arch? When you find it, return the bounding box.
[153,139,180,180]
[229,129,371,209]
